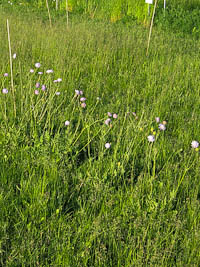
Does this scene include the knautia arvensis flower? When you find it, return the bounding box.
[41,85,46,91]
[105,118,111,125]
[65,120,70,126]
[105,143,111,149]
[2,88,8,94]
[191,140,199,149]
[46,69,53,74]
[35,63,41,68]
[147,135,155,142]
[158,123,166,131]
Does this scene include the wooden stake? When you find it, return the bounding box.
[7,19,16,118]
[146,0,158,56]
[46,0,52,28]
[66,0,69,29]
[56,0,58,11]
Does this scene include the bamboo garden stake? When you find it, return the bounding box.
[146,0,158,56]
[7,19,16,118]
[46,0,52,28]
[56,0,58,11]
[66,0,69,28]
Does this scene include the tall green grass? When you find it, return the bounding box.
[0,6,200,266]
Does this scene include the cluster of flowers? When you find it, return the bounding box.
[1,58,199,151]
[104,112,118,126]
[75,89,87,108]
[147,117,167,142]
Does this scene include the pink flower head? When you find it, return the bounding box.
[35,82,40,88]
[147,135,155,142]
[57,78,62,82]
[13,53,16,59]
[158,124,166,131]
[55,92,61,95]
[75,90,80,95]
[41,85,46,91]
[81,102,86,108]
[2,88,8,94]
[35,63,41,68]
[107,112,112,117]
[105,118,111,125]
[113,113,118,119]
[46,69,53,74]
[38,72,43,75]
[30,69,34,73]
[79,90,83,95]
[80,97,86,102]
[105,143,111,149]
[4,73,8,77]
[34,90,39,95]
[155,117,160,123]
[65,120,70,126]
[191,140,199,149]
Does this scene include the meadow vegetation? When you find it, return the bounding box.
[0,1,200,266]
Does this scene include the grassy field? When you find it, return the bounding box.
[1,4,200,266]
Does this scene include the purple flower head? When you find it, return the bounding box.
[107,112,112,117]
[57,78,62,82]
[38,72,43,75]
[105,143,111,149]
[113,113,118,119]
[13,53,16,59]
[105,118,111,125]
[35,63,41,68]
[147,135,155,142]
[80,97,86,102]
[2,88,8,94]
[35,82,40,88]
[65,120,70,126]
[81,102,86,108]
[79,90,83,95]
[46,69,53,74]
[55,92,61,95]
[191,140,199,149]
[158,124,166,131]
[41,85,46,91]
[4,73,8,77]
[53,80,58,83]
[155,117,160,123]
[75,90,80,95]
[34,90,39,95]
[30,69,34,73]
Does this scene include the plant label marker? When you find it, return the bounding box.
[145,0,153,16]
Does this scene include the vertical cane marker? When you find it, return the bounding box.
[7,19,16,118]
[146,0,158,56]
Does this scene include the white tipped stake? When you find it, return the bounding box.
[66,0,69,29]
[146,0,158,56]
